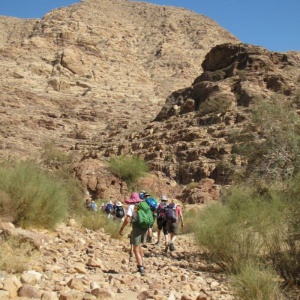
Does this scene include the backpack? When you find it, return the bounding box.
[145,197,158,212]
[90,202,96,211]
[165,203,177,223]
[115,206,124,218]
[157,203,167,219]
[135,202,154,229]
[105,204,113,214]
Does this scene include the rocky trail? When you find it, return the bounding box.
[0,220,235,300]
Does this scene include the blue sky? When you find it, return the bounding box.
[0,0,299,52]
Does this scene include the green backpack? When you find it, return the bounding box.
[136,202,154,229]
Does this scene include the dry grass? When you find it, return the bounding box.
[0,236,37,273]
[80,211,123,239]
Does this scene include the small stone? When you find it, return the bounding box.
[74,263,87,274]
[18,284,40,298]
[181,295,193,300]
[196,292,208,300]
[181,274,189,282]
[211,281,220,288]
[59,293,74,300]
[41,291,59,300]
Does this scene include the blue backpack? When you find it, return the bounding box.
[90,202,96,211]
[146,198,158,212]
[105,204,113,214]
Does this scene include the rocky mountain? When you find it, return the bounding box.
[0,0,238,162]
[81,43,300,203]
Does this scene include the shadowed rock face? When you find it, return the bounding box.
[0,0,238,162]
[154,43,299,121]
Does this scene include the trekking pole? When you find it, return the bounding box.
[128,234,133,266]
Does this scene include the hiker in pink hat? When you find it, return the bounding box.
[119,192,147,276]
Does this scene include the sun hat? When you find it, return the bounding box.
[139,190,146,193]
[161,195,168,201]
[116,201,123,206]
[125,192,144,204]
[107,200,113,205]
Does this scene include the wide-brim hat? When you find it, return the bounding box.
[125,192,144,204]
[116,201,123,206]
[161,195,168,201]
[107,201,113,205]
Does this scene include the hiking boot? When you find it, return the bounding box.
[169,242,175,252]
[148,237,152,243]
[137,266,145,276]
[155,241,160,246]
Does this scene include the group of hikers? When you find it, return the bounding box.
[85,191,184,276]
[119,191,184,276]
[85,199,125,221]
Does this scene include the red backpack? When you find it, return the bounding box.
[157,203,167,219]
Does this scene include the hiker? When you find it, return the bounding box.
[85,199,91,211]
[144,193,158,243]
[139,190,145,200]
[119,192,153,276]
[98,203,105,212]
[105,201,114,218]
[89,200,98,212]
[164,200,184,252]
[113,201,125,222]
[155,195,169,246]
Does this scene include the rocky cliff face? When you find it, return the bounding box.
[0,0,238,162]
[89,43,300,202]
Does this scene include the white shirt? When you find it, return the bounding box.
[127,204,138,222]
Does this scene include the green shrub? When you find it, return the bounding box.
[187,181,198,190]
[238,97,300,182]
[80,211,123,239]
[81,211,106,231]
[198,96,232,116]
[42,141,74,172]
[195,181,300,286]
[194,202,264,272]
[231,262,282,300]
[109,155,149,186]
[182,208,202,234]
[41,143,85,215]
[0,161,69,229]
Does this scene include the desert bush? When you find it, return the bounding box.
[198,96,232,116]
[182,208,202,234]
[187,181,198,190]
[0,236,36,273]
[0,161,69,229]
[231,262,282,300]
[81,211,106,231]
[109,155,149,186]
[237,96,300,182]
[42,141,74,172]
[194,202,264,272]
[41,143,85,215]
[80,211,123,239]
[195,181,300,286]
[213,70,226,81]
[265,175,300,284]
